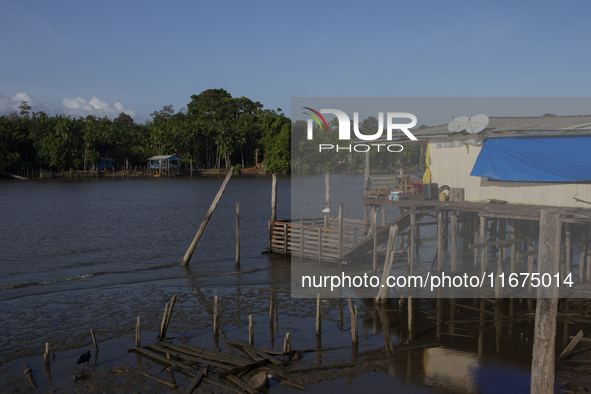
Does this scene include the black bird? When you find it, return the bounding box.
[76,348,92,365]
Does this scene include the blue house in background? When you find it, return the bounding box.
[95,158,115,170]
[147,155,180,176]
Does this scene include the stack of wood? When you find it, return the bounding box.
[128,339,306,392]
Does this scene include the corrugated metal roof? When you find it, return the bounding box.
[147,155,179,160]
[359,115,591,144]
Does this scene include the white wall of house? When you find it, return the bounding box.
[429,141,591,208]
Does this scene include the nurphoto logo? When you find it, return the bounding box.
[303,108,418,152]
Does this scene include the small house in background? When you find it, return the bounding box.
[147,155,180,176]
[95,157,115,170]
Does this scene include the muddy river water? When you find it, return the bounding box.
[0,174,571,393]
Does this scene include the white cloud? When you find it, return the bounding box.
[0,92,136,120]
[62,96,136,118]
[0,92,36,114]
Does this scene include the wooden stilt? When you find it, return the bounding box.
[451,212,457,274]
[325,173,330,227]
[409,213,415,276]
[565,223,572,278]
[480,216,487,275]
[528,223,536,295]
[408,296,413,343]
[437,211,443,273]
[510,219,516,274]
[516,221,523,274]
[587,224,591,282]
[473,214,480,268]
[338,203,344,259]
[530,209,562,394]
[372,208,378,274]
[443,211,449,251]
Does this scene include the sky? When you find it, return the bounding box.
[1,0,590,123]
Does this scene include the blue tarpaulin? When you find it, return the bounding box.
[470,136,591,182]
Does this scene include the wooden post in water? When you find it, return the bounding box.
[437,211,443,273]
[44,343,50,364]
[530,209,562,394]
[451,212,457,274]
[325,172,330,227]
[213,296,219,335]
[235,202,240,266]
[249,315,254,346]
[316,293,322,336]
[268,293,275,326]
[90,329,99,352]
[182,168,234,266]
[271,174,277,222]
[283,333,291,363]
[159,303,168,339]
[135,317,141,347]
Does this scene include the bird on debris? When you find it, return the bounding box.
[76,348,92,365]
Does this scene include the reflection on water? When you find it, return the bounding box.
[0,175,567,393]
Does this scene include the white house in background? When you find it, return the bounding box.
[370,115,591,208]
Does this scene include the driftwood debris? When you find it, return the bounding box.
[137,369,178,389]
[185,367,208,394]
[217,360,269,379]
[203,377,244,394]
[146,344,232,370]
[21,362,36,389]
[226,375,258,394]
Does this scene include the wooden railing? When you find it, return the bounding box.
[268,217,366,262]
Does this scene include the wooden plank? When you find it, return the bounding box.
[469,238,526,249]
[182,168,234,265]
[342,208,419,258]
[146,344,232,370]
[557,330,584,361]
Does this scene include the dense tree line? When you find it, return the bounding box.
[291,116,426,174]
[1,88,425,175]
[0,88,291,173]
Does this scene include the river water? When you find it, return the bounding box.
[0,175,543,393]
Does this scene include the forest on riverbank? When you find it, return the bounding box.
[0,88,425,175]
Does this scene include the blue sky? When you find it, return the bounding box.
[1,0,590,123]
